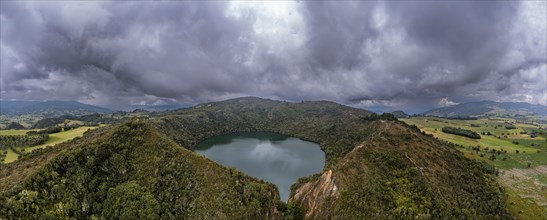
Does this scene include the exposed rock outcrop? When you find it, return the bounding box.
[290,169,340,218]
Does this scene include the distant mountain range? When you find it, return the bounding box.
[3,99,545,121]
[0,100,191,116]
[112,104,190,112]
[0,100,111,116]
[423,101,547,119]
[390,110,409,118]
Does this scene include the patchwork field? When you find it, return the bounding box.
[0,126,103,163]
[402,117,547,219]
[0,129,36,136]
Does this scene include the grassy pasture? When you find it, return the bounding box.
[402,117,547,219]
[1,126,103,163]
[1,148,19,163]
[0,129,35,135]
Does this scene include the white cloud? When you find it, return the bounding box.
[439,97,458,107]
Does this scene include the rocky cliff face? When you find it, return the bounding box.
[289,120,510,219]
[290,169,340,218]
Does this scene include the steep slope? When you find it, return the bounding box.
[153,97,512,219]
[0,120,280,219]
[0,97,513,219]
[424,101,546,119]
[290,121,508,219]
[155,97,376,167]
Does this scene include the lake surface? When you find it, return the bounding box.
[194,132,325,201]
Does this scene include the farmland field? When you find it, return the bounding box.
[0,129,36,135]
[402,117,547,219]
[1,126,104,163]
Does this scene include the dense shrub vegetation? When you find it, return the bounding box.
[31,114,117,129]
[289,118,510,219]
[442,126,481,139]
[361,113,398,121]
[27,126,62,135]
[0,97,512,219]
[0,121,281,218]
[153,98,509,218]
[0,134,49,151]
[31,115,77,129]
[155,98,376,167]
[505,124,516,129]
[101,181,160,219]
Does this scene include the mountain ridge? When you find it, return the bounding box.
[423,100,546,119]
[0,97,512,219]
[0,100,111,116]
[0,120,281,218]
[153,97,511,218]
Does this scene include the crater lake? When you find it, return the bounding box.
[194,132,325,201]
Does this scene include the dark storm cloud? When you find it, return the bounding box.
[383,1,517,94]
[1,1,545,110]
[1,1,257,105]
[301,1,377,71]
[297,1,545,110]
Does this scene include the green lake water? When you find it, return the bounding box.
[194,132,325,201]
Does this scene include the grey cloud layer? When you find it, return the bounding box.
[1,1,545,110]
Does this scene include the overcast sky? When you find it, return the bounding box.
[1,1,545,112]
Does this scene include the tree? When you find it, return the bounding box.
[101,181,160,219]
[441,127,481,139]
[284,202,304,220]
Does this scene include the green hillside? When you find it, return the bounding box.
[423,101,546,121]
[153,97,511,219]
[0,97,513,219]
[154,97,376,168]
[0,120,280,219]
[288,120,510,219]
[402,116,547,219]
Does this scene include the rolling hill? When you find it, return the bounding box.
[423,101,547,120]
[122,104,190,112]
[391,110,409,118]
[154,97,510,218]
[0,100,111,116]
[0,97,512,218]
[0,121,280,218]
